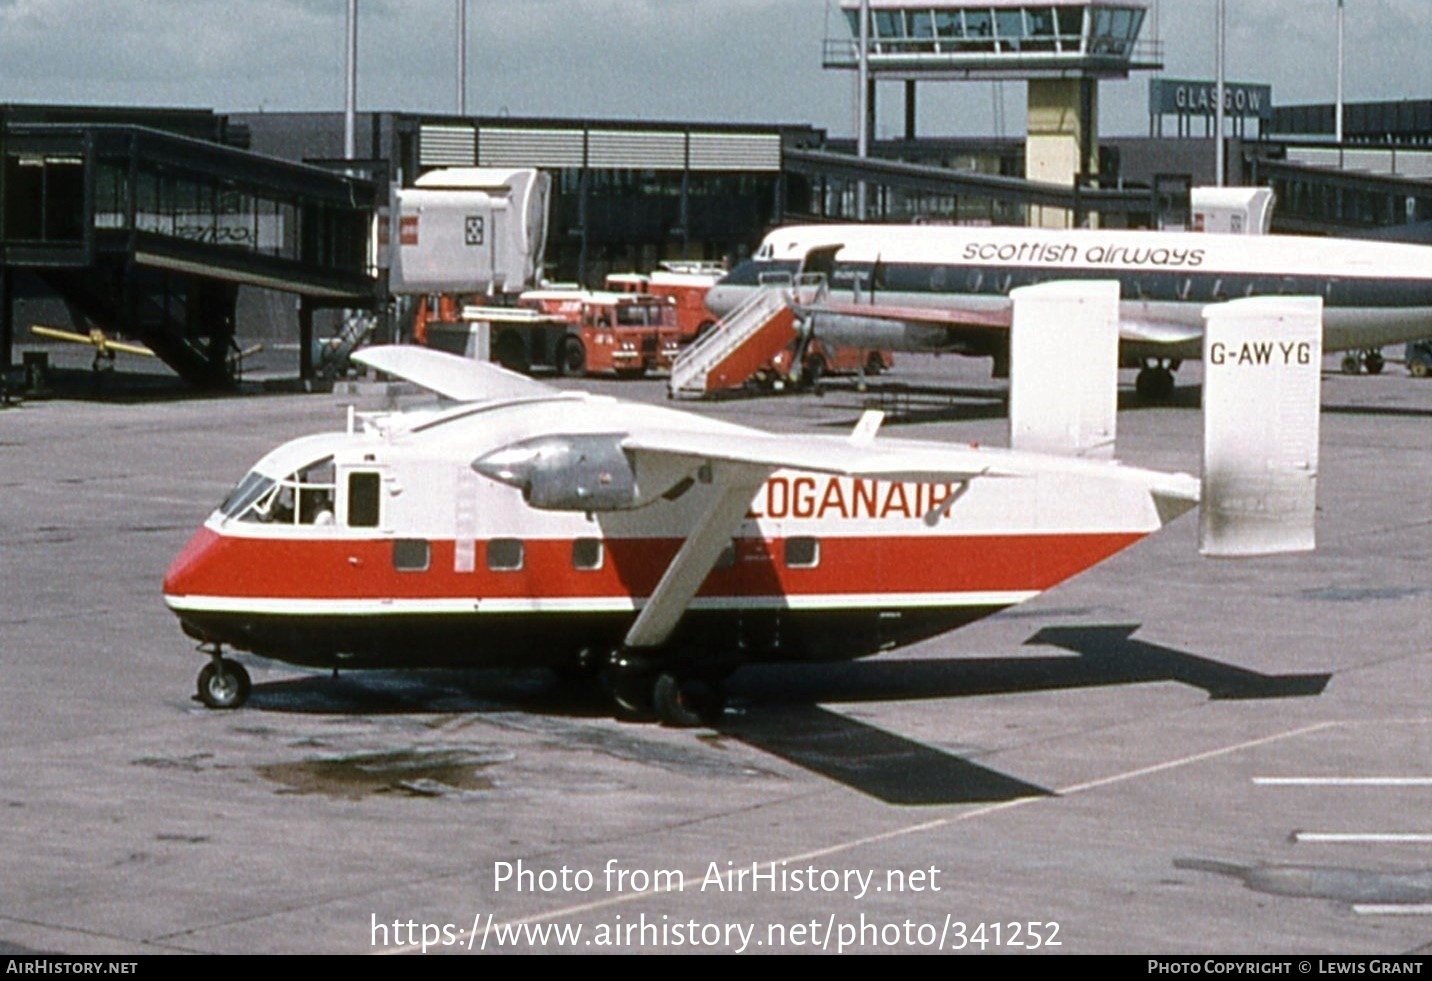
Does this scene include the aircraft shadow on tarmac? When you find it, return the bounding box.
[229,623,1329,807]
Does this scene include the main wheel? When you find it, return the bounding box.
[652,672,725,728]
[557,336,586,377]
[197,658,251,709]
[1364,350,1385,375]
[1340,353,1362,375]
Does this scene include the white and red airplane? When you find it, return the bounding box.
[163,284,1322,726]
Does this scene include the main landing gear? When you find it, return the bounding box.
[196,645,251,709]
[1134,359,1179,401]
[604,648,727,728]
[1340,349,1385,375]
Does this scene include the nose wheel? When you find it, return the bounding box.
[196,652,251,709]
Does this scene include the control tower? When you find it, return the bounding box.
[824,1,1163,227]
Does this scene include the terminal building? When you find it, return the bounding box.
[1,3,1428,386]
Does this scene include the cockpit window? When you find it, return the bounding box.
[229,457,336,526]
[220,471,276,519]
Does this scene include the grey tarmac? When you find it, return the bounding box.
[1,348,1429,955]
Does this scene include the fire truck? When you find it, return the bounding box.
[516,288,682,377]
[604,261,726,343]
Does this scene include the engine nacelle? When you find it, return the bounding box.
[472,435,641,511]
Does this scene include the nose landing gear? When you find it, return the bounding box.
[195,645,251,709]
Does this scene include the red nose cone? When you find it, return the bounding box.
[163,527,221,598]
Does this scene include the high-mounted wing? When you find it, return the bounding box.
[352,345,558,402]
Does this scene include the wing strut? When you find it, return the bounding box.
[622,468,767,650]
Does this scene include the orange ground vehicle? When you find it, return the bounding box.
[765,338,891,389]
[517,289,682,377]
[605,261,726,343]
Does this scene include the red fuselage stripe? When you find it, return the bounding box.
[164,528,1144,602]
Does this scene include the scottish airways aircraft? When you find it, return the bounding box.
[704,223,1432,398]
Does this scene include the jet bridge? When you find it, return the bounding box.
[0,118,378,388]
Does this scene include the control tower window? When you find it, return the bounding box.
[933,10,963,39]
[961,10,994,52]
[1025,7,1057,52]
[994,10,1024,52]
[1056,7,1084,50]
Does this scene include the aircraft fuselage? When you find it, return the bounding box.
[706,224,1432,360]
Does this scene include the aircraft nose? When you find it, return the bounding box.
[163,527,222,600]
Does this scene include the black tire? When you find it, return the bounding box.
[1135,366,1175,401]
[1364,351,1385,375]
[652,672,725,728]
[197,658,251,709]
[1410,360,1430,379]
[493,331,531,374]
[801,355,826,389]
[1340,353,1362,375]
[558,336,586,377]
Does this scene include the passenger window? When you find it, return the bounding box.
[572,538,603,571]
[347,472,381,528]
[785,537,820,569]
[393,539,430,572]
[488,538,524,571]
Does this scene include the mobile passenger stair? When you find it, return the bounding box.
[667,275,824,399]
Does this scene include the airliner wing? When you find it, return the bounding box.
[797,300,1012,330]
[353,345,558,402]
[795,299,1204,350]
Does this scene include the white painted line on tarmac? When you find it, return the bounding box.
[1255,777,1432,787]
[382,720,1338,953]
[1353,904,1432,916]
[1294,832,1432,843]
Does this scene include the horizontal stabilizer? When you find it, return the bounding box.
[352,345,558,403]
[1199,297,1322,557]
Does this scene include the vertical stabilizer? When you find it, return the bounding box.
[1200,296,1322,557]
[1008,280,1120,459]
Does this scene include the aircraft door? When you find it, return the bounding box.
[799,245,841,290]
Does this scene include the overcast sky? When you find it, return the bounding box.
[0,1,1427,137]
